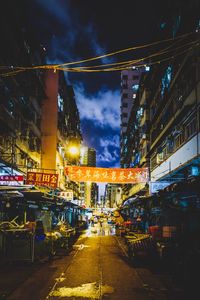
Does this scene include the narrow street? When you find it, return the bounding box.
[0,2,200,300]
[6,223,183,300]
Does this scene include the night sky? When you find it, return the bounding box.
[8,0,167,168]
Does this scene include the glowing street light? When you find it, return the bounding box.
[68,145,79,156]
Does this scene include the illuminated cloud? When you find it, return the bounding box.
[97,136,120,166]
[98,147,117,163]
[75,85,120,130]
[36,0,121,170]
[100,135,120,148]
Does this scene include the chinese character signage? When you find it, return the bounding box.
[26,172,58,188]
[0,175,24,181]
[0,175,24,186]
[65,166,149,184]
[59,190,73,201]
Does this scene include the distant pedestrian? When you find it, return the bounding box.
[99,219,103,228]
[90,217,94,227]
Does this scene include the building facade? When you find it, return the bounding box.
[80,146,98,207]
[120,0,200,199]
[104,184,122,208]
[0,11,82,192]
[0,15,46,182]
[120,68,146,168]
[148,1,200,184]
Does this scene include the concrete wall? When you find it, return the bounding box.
[41,70,58,172]
[151,132,200,181]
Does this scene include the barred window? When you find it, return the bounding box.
[174,132,184,149]
[185,118,197,139]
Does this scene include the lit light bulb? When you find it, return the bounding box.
[68,146,79,156]
[6,202,11,208]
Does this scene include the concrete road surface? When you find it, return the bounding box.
[7,222,183,300]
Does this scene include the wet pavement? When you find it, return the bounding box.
[4,222,184,300]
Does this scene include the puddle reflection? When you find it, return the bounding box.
[87,223,116,237]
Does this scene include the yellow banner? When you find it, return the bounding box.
[65,166,149,184]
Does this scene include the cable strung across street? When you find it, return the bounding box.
[0,31,199,77]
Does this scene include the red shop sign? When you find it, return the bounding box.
[0,175,24,181]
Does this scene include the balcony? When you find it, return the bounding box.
[0,105,16,131]
[151,132,200,181]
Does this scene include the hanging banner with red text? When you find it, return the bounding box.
[26,172,59,188]
[65,166,149,184]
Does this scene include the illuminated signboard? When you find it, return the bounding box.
[26,172,58,188]
[0,175,24,185]
[65,166,149,184]
[59,190,73,201]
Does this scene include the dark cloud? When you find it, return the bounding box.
[8,0,168,168]
[80,119,120,168]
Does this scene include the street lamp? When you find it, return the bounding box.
[68,145,79,156]
[65,143,81,201]
[67,144,80,165]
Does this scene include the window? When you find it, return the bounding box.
[199,107,200,129]
[122,75,128,80]
[174,132,184,149]
[7,99,15,116]
[132,84,139,91]
[20,96,28,105]
[132,75,139,80]
[123,136,127,144]
[173,15,181,38]
[163,147,167,158]
[161,65,172,97]
[185,118,197,139]
[58,94,64,112]
[122,102,128,108]
[122,93,128,99]
[133,94,136,99]
[145,66,150,72]
[160,22,166,29]
[137,107,144,118]
[196,19,200,32]
[122,122,128,127]
[122,113,128,118]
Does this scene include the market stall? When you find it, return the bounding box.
[0,186,85,263]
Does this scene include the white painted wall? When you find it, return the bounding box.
[151,132,200,181]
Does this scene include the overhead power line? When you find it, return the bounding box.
[0,31,199,77]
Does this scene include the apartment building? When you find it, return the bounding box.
[120,0,200,198]
[104,184,122,208]
[120,68,145,168]
[0,15,82,192]
[80,146,98,207]
[0,20,46,181]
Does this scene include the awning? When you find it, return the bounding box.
[122,196,139,207]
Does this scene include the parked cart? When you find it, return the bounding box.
[0,219,35,263]
[125,233,154,263]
